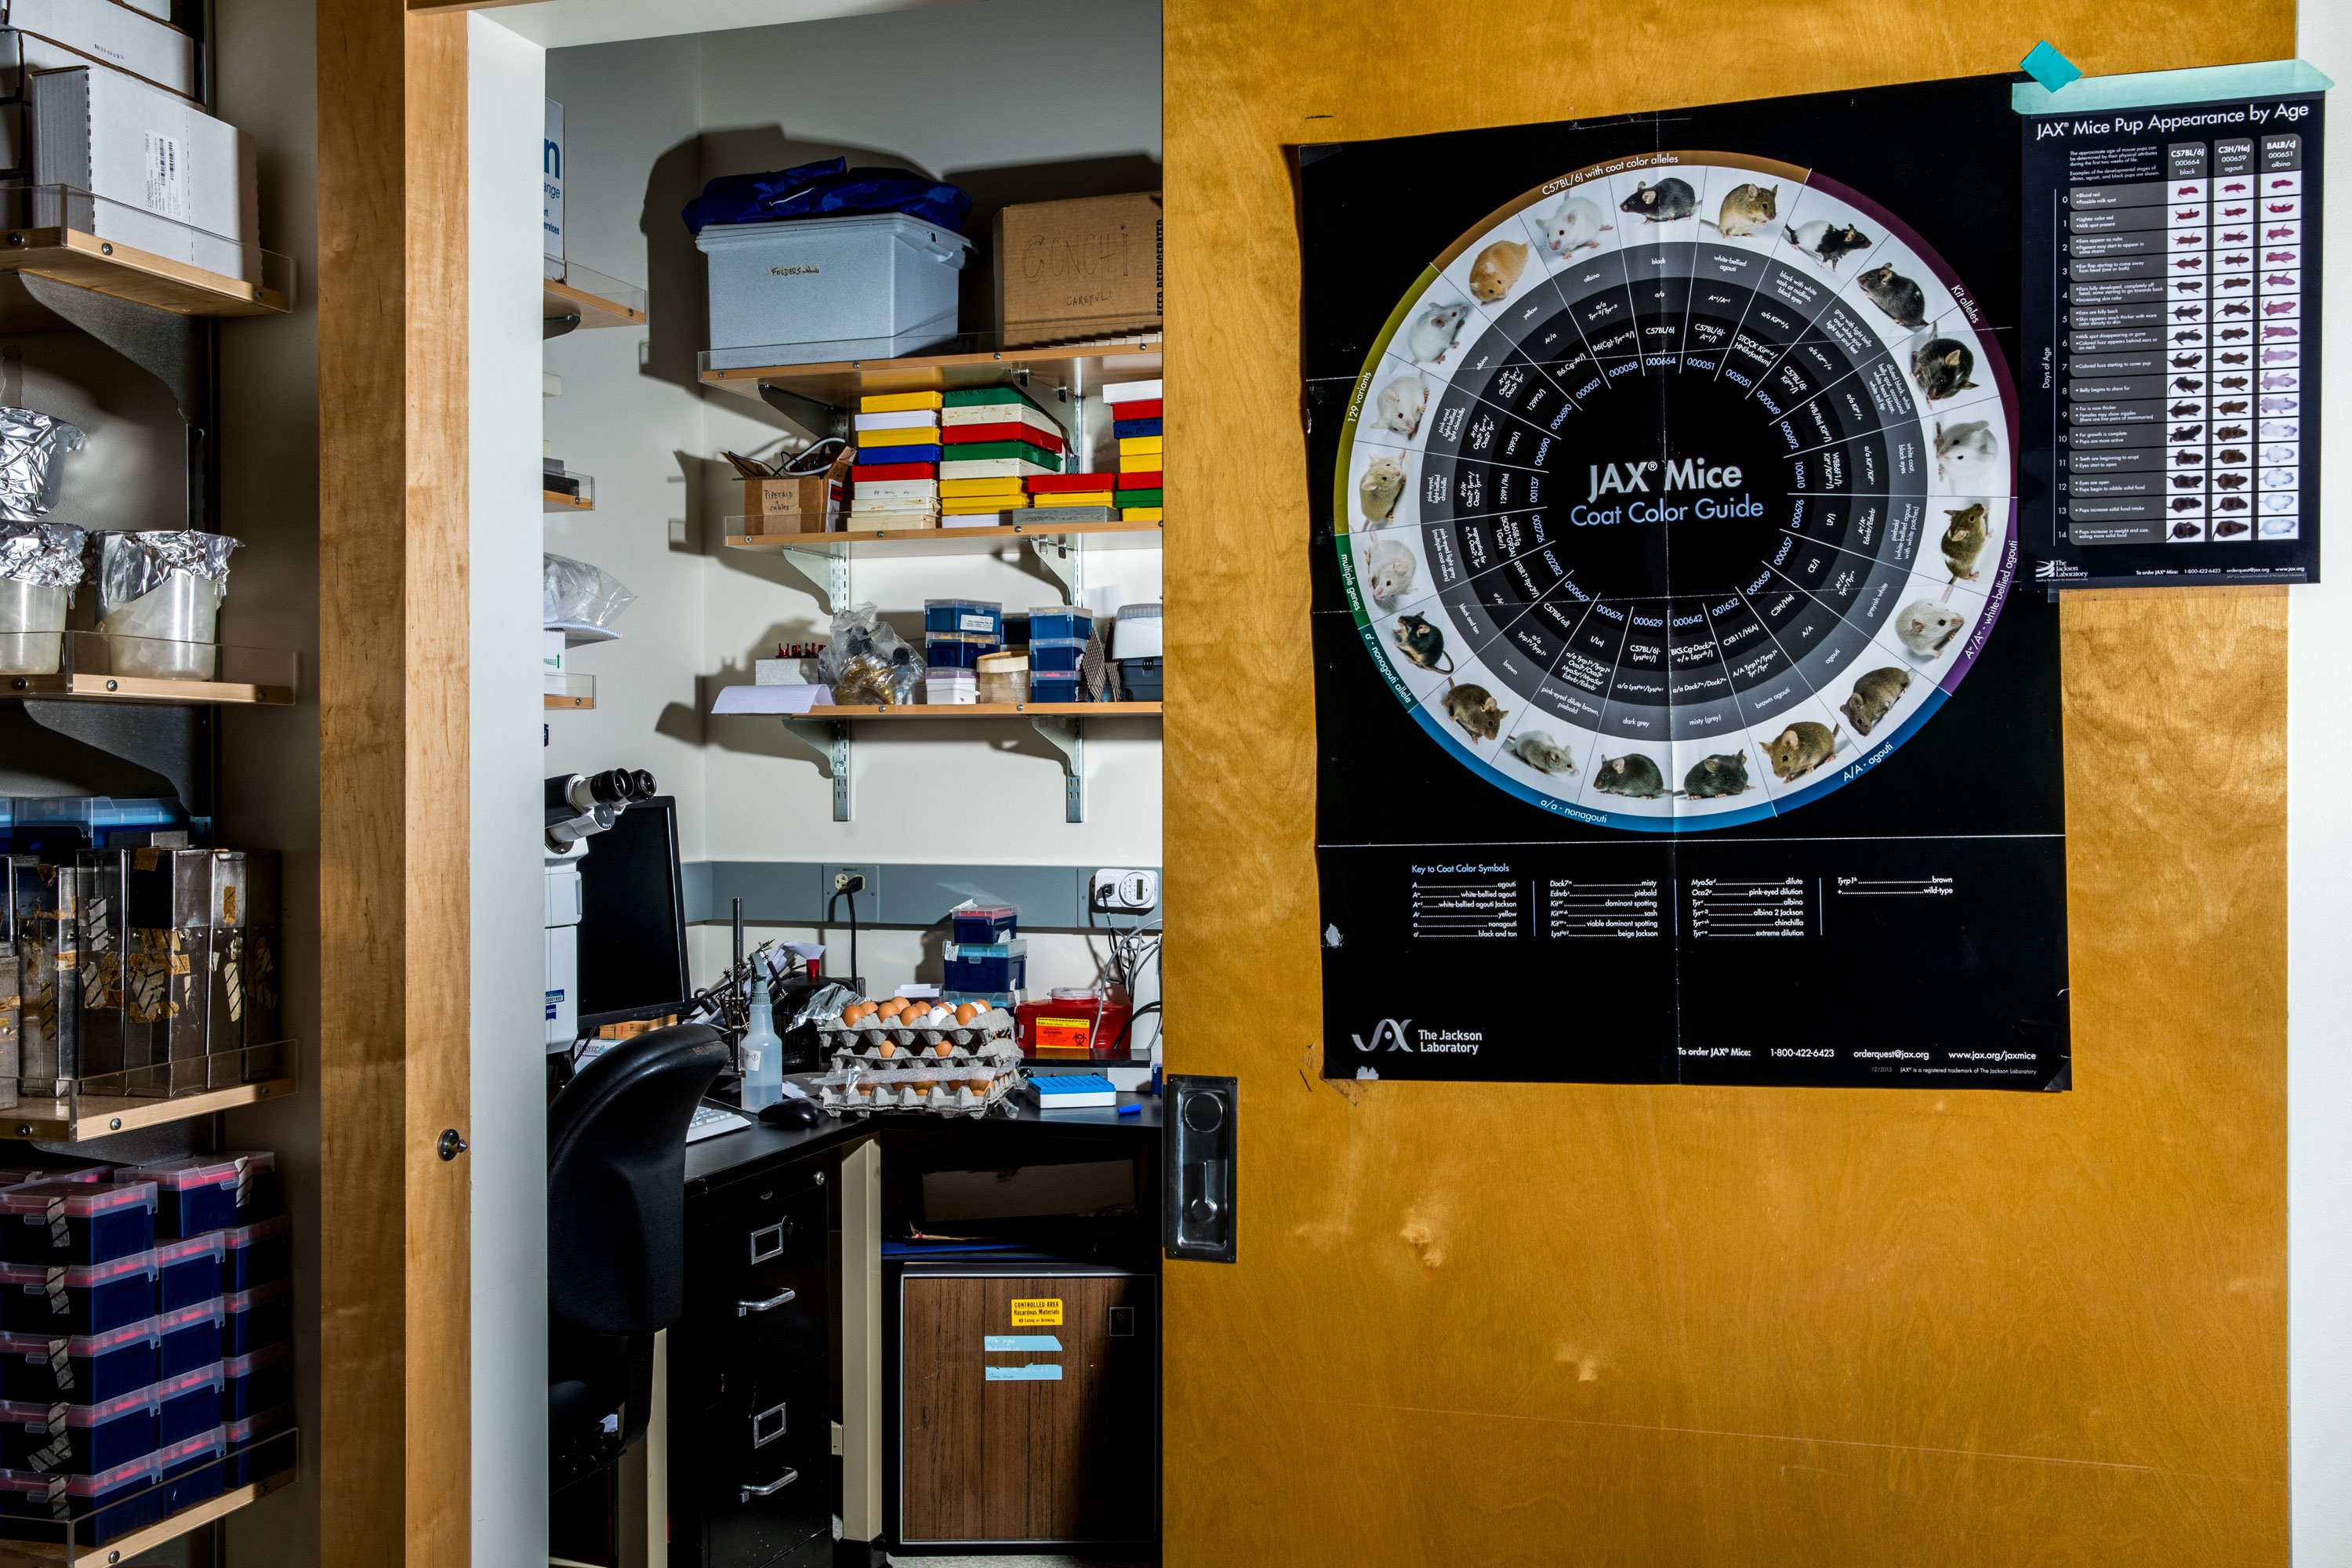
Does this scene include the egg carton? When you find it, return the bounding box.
[829,1036,1022,1073]
[811,1063,1018,1120]
[818,1006,1018,1057]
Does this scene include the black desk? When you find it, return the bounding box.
[664,1092,1164,1568]
[684,1092,1166,1193]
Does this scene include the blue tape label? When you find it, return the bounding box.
[984,1364,1063,1381]
[984,1335,1062,1352]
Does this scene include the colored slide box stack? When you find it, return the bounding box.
[1105,379,1163,521]
[0,1154,292,1548]
[924,599,1005,704]
[1029,604,1094,704]
[939,387,1068,517]
[851,392,944,531]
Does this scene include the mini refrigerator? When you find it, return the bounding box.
[894,1261,1157,1549]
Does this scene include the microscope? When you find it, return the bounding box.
[544,767,655,1050]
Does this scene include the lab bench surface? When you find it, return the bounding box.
[684,1091,1165,1195]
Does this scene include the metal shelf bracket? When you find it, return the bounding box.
[1030,715,1086,822]
[757,380,851,441]
[781,717,853,821]
[1029,534,1082,605]
[778,546,852,615]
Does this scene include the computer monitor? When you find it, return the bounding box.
[574,795,691,1032]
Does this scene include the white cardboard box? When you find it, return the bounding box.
[29,60,258,280]
[0,1,194,99]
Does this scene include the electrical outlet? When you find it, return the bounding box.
[822,865,878,919]
[1091,867,1158,913]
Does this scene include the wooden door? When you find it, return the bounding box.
[317,2,473,1562]
[1161,5,2294,1564]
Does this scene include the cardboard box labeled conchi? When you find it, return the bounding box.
[994,191,1163,348]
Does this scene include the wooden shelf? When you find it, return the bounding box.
[0,1469,295,1564]
[5,670,295,705]
[701,337,1161,407]
[728,519,1161,557]
[546,693,595,710]
[0,227,288,317]
[3,1074,296,1142]
[804,702,1161,719]
[545,275,644,331]
[544,488,592,511]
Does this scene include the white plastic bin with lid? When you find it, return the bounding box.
[697,212,971,369]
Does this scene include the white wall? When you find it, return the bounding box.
[2292,7,2350,1560]
[470,16,554,1564]
[545,0,1165,1004]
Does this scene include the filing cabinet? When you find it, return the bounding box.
[669,1164,833,1568]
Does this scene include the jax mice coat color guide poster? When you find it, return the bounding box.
[1302,76,2071,1091]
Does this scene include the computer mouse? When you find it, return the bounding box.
[759,1097,823,1129]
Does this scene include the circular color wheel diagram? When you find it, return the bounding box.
[1338,153,2020,832]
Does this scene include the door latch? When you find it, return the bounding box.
[1164,1075,1236,1262]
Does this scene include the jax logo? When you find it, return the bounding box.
[2033,557,2088,582]
[1352,1018,1414,1052]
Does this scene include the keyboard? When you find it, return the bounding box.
[687,1104,753,1143]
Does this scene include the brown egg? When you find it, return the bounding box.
[877,997,906,1018]
[877,1041,896,1058]
[934,1042,955,1058]
[953,1002,979,1025]
[840,1003,866,1025]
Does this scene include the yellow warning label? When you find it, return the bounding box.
[1010,1298,1062,1327]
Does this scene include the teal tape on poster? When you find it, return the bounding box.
[2013,58,2332,117]
[984,1335,1062,1352]
[985,1364,1063,1381]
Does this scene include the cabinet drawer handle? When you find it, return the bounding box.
[740,1468,797,1501]
[736,1287,796,1316]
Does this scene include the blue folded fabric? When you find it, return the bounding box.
[1112,418,1163,440]
[681,155,972,235]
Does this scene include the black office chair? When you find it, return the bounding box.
[547,1022,730,1490]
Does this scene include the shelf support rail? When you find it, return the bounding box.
[1031,715,1086,822]
[781,717,853,821]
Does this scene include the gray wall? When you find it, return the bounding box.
[215,0,321,1559]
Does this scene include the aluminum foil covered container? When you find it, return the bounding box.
[92,530,239,621]
[0,408,86,521]
[0,522,85,587]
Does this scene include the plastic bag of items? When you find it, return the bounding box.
[543,553,636,630]
[0,521,83,675]
[816,601,921,706]
[89,528,240,681]
[0,408,85,521]
[680,155,972,236]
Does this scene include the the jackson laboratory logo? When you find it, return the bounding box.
[1352,1018,1414,1052]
